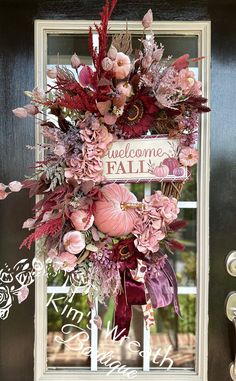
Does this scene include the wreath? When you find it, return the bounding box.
[0,0,210,337]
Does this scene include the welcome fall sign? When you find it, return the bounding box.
[102,135,188,183]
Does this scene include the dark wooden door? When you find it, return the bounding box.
[0,1,236,381]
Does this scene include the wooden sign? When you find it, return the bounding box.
[102,135,188,183]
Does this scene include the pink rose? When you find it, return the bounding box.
[8,181,22,192]
[54,144,66,156]
[71,53,81,69]
[113,53,131,80]
[70,210,94,231]
[63,231,86,254]
[12,107,28,118]
[101,57,113,71]
[142,9,153,29]
[179,147,199,167]
[47,67,58,79]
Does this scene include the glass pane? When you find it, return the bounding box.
[47,289,91,368]
[97,301,143,368]
[150,207,197,370]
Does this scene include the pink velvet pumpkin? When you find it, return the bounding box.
[94,183,138,237]
[162,157,179,174]
[152,164,169,178]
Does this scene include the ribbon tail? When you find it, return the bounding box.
[162,259,181,316]
[113,271,147,341]
[113,289,132,341]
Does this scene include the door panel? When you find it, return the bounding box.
[0,1,236,381]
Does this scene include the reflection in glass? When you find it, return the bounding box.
[97,301,143,368]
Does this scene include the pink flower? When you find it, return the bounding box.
[24,104,39,116]
[47,67,58,79]
[49,249,78,272]
[0,183,6,191]
[179,147,198,167]
[176,68,201,96]
[116,82,132,97]
[107,45,117,60]
[71,53,81,69]
[22,218,36,229]
[104,112,117,125]
[54,144,66,156]
[12,107,28,118]
[0,191,8,200]
[32,87,45,101]
[70,210,94,231]
[63,231,86,254]
[101,57,113,71]
[57,252,78,272]
[107,45,117,61]
[113,53,131,80]
[142,9,153,29]
[48,248,58,260]
[8,181,22,192]
[97,100,111,116]
[133,190,180,254]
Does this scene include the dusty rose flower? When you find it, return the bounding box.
[47,66,58,79]
[32,87,45,101]
[54,144,66,156]
[8,181,22,192]
[24,104,39,116]
[104,112,117,125]
[176,68,201,97]
[113,52,131,80]
[70,210,94,231]
[64,168,74,179]
[101,57,113,71]
[142,9,153,29]
[0,183,6,191]
[63,231,86,254]
[22,218,36,229]
[179,147,198,167]
[48,248,58,260]
[142,55,152,69]
[0,191,8,200]
[12,107,28,118]
[71,53,81,69]
[57,252,78,272]
[97,100,111,116]
[116,82,132,97]
[107,45,117,60]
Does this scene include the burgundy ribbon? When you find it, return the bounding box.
[112,240,180,340]
[112,238,146,340]
[145,257,180,316]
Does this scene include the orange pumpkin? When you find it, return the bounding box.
[94,183,138,236]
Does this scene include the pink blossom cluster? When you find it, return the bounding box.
[65,115,113,185]
[133,191,179,254]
